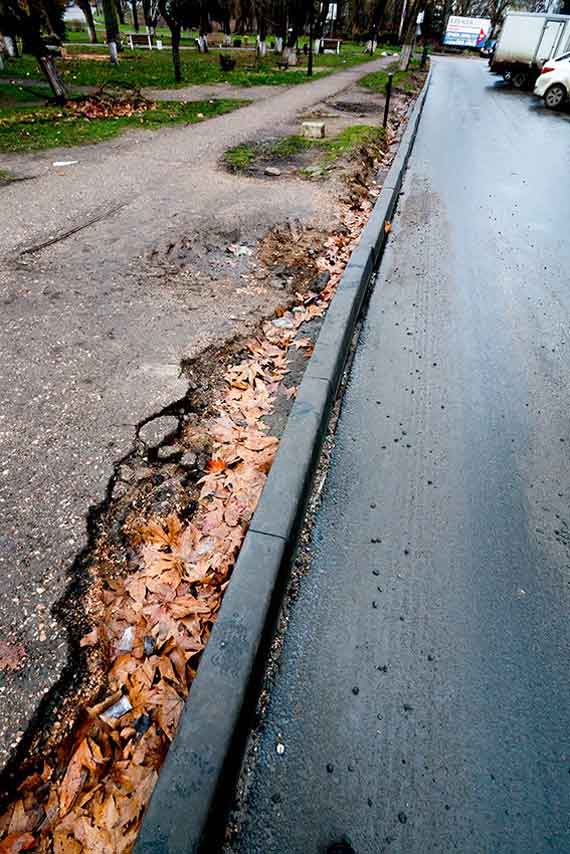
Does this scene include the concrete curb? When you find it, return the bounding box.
[136,67,432,854]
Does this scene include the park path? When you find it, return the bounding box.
[226,58,570,854]
[1,57,393,254]
[0,56,393,772]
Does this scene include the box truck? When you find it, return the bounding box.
[490,12,570,88]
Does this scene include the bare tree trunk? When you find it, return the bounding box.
[78,0,98,42]
[131,0,139,30]
[171,22,181,81]
[369,0,387,53]
[116,0,126,25]
[37,54,67,103]
[198,0,209,52]
[103,0,121,61]
[158,0,182,81]
[399,0,421,69]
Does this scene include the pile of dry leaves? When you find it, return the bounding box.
[0,197,374,854]
[66,88,155,121]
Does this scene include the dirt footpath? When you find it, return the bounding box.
[0,56,406,776]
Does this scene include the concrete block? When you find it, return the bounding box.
[302,121,326,139]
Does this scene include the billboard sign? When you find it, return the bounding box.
[443,15,491,48]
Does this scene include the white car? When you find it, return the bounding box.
[534,52,570,109]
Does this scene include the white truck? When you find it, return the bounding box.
[490,12,570,89]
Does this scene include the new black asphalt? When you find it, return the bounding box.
[226,58,570,854]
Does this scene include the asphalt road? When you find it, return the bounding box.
[227,58,570,853]
[0,57,393,769]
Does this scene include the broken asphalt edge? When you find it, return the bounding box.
[136,67,432,854]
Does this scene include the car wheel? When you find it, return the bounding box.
[512,70,528,89]
[544,83,567,109]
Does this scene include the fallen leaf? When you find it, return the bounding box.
[0,641,26,672]
[0,833,36,853]
[59,739,96,815]
[80,628,99,648]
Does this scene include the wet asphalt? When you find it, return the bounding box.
[226,59,570,853]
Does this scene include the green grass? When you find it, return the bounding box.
[0,97,245,152]
[0,40,396,91]
[359,58,426,95]
[225,124,386,173]
[224,142,256,169]
[322,124,386,161]
[0,50,321,89]
[0,81,54,107]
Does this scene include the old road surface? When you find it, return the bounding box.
[227,58,570,853]
[0,56,394,771]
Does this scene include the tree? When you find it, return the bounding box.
[367,0,388,53]
[142,0,160,33]
[0,0,67,101]
[131,0,139,30]
[77,0,98,42]
[102,0,121,61]
[158,0,193,81]
[398,0,421,68]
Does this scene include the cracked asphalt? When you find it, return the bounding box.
[0,57,393,770]
[226,59,570,853]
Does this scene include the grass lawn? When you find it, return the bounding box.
[0,41,396,91]
[359,58,427,95]
[0,97,245,152]
[225,124,386,172]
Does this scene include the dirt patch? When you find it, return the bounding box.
[326,98,380,114]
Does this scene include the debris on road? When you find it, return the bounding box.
[0,642,26,673]
[0,196,373,852]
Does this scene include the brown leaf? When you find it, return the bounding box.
[80,628,99,648]
[6,801,30,836]
[59,738,96,815]
[206,457,226,473]
[0,641,26,672]
[0,833,36,853]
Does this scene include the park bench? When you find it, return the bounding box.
[204,32,232,48]
[127,32,154,49]
[322,38,342,54]
[276,49,300,69]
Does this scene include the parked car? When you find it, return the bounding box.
[490,12,570,89]
[534,52,570,107]
[480,38,496,58]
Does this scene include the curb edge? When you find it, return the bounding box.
[136,65,432,854]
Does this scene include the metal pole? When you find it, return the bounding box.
[308,6,313,77]
[383,72,393,128]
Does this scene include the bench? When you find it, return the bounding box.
[127,32,154,49]
[322,38,342,54]
[276,49,300,69]
[204,32,232,48]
